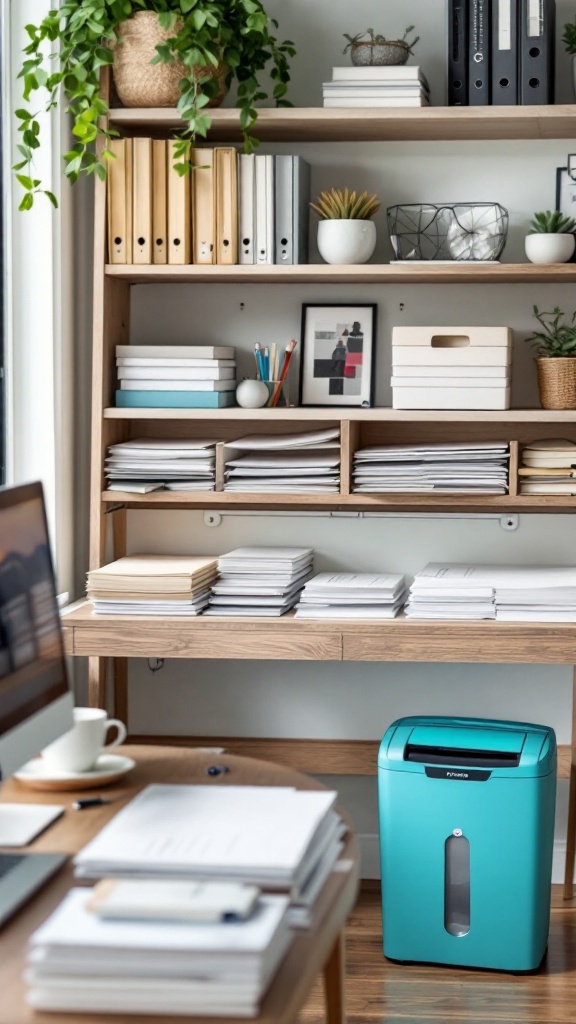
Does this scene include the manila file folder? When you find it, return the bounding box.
[192,148,215,265]
[107,138,133,264]
[215,148,238,265]
[152,140,167,265]
[133,137,153,265]
[167,140,191,265]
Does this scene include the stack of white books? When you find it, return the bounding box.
[105,438,218,493]
[519,439,576,496]
[73,784,345,928]
[323,65,430,107]
[352,442,509,494]
[392,327,512,410]
[115,345,237,410]
[87,555,218,616]
[407,563,576,622]
[224,428,341,494]
[206,547,314,617]
[25,887,292,1017]
[295,573,408,619]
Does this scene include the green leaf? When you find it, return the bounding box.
[44,190,58,208]
[19,193,34,211]
[16,174,34,190]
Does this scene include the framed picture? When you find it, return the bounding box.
[299,304,377,407]
[556,154,576,220]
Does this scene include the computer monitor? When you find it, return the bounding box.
[0,482,74,928]
[0,481,74,782]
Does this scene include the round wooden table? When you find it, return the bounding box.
[0,744,361,1024]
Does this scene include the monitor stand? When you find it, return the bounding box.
[0,806,67,930]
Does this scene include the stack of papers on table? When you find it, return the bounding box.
[353,442,509,494]
[407,563,576,621]
[25,888,292,1017]
[224,429,340,494]
[87,555,218,616]
[106,438,218,493]
[73,784,345,928]
[295,573,408,619]
[519,439,576,495]
[206,547,314,616]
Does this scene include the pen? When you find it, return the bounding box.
[73,797,112,810]
[271,340,297,407]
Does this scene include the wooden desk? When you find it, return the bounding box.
[0,745,360,1024]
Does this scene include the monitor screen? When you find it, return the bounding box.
[0,482,73,778]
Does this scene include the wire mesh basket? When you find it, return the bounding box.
[387,203,509,261]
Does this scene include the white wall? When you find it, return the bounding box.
[73,0,576,878]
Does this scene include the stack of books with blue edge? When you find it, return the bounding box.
[323,66,430,108]
[115,345,237,409]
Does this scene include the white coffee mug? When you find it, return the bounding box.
[40,707,127,774]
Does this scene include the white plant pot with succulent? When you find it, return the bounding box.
[311,188,380,265]
[524,210,576,265]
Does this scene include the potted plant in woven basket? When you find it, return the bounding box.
[14,0,294,209]
[525,305,576,410]
[342,26,419,67]
[310,188,381,265]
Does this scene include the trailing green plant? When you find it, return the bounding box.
[563,17,576,54]
[310,188,381,220]
[14,0,295,210]
[529,210,576,234]
[525,305,576,357]
[343,26,419,55]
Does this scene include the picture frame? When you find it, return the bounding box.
[299,304,377,407]
[555,154,576,220]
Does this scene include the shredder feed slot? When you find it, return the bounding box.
[404,744,521,768]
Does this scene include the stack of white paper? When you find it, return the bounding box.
[106,438,218,493]
[224,429,340,494]
[73,784,345,928]
[353,442,509,494]
[407,563,576,621]
[519,439,576,495]
[323,66,430,108]
[206,547,314,616]
[25,888,292,1017]
[87,555,218,616]
[295,572,408,619]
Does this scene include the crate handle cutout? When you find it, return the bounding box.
[431,335,471,348]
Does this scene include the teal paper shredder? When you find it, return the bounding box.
[378,716,556,972]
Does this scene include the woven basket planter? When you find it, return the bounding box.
[535,357,576,410]
[112,11,228,109]
[350,40,410,66]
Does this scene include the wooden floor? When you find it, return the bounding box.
[298,887,576,1024]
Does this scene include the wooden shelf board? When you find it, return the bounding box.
[101,489,576,512]
[108,105,576,141]
[103,407,576,422]
[62,602,576,664]
[127,734,573,779]
[105,262,576,284]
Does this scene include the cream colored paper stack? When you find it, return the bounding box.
[87,555,218,616]
[519,439,576,495]
[391,326,512,410]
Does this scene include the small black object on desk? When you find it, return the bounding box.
[206,766,230,777]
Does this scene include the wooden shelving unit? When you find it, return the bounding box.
[86,92,576,896]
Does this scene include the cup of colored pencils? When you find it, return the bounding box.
[253,340,297,408]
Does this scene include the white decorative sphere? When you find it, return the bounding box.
[235,378,269,409]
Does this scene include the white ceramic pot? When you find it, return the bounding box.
[524,233,575,264]
[235,378,269,409]
[317,219,377,265]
